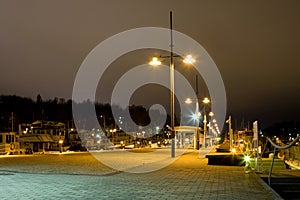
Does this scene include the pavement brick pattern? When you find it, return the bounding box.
[0,151,282,200]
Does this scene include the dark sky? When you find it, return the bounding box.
[1,0,300,128]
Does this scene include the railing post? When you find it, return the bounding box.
[268,147,276,185]
[266,134,300,185]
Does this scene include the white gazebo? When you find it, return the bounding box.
[174,126,203,149]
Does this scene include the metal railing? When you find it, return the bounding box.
[266,134,300,185]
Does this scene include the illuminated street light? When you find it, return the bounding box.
[202,97,210,148]
[185,96,211,148]
[208,112,215,142]
[202,97,210,104]
[149,57,162,66]
[192,112,201,120]
[185,98,193,104]
[244,155,251,162]
[148,12,196,158]
[183,54,196,64]
[149,54,196,67]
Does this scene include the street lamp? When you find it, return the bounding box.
[202,97,210,148]
[149,57,162,66]
[149,11,195,158]
[184,98,193,104]
[185,97,210,148]
[183,55,196,64]
[149,54,195,67]
[208,112,214,137]
[184,97,210,147]
[203,97,210,104]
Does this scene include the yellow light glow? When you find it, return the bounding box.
[183,55,196,64]
[231,148,236,153]
[244,155,251,162]
[185,98,192,104]
[202,97,210,104]
[149,57,162,66]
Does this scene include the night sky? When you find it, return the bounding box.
[1,0,300,129]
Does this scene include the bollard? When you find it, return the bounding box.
[171,139,175,158]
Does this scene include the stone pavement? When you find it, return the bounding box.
[0,150,283,200]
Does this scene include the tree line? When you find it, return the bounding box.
[0,95,162,132]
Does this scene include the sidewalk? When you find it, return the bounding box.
[0,150,282,199]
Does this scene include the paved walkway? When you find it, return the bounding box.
[0,150,283,199]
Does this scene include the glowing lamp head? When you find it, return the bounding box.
[244,155,251,163]
[192,113,199,120]
[202,97,210,104]
[149,57,162,66]
[183,55,196,64]
[185,98,192,104]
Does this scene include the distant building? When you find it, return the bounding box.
[18,120,66,153]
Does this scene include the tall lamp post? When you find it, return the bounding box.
[185,97,210,148]
[169,11,175,158]
[149,11,195,157]
[202,97,210,148]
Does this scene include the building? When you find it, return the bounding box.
[174,126,203,149]
[18,120,66,153]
